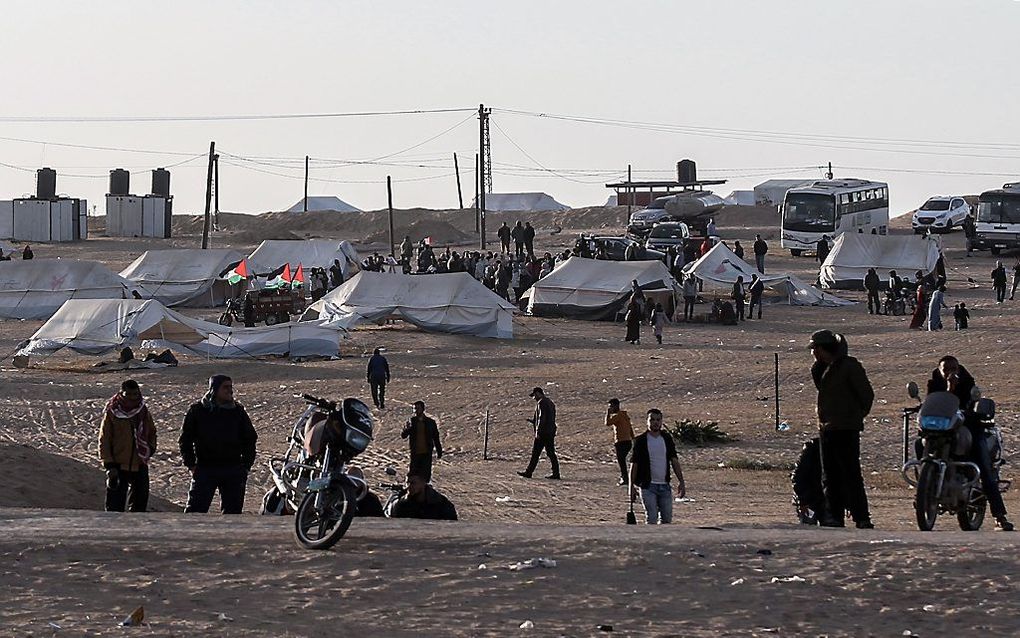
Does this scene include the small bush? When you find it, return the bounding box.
[667,419,735,445]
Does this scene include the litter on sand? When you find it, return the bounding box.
[509,558,557,571]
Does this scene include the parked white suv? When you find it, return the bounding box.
[911,196,970,233]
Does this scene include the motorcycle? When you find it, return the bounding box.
[379,466,406,517]
[290,393,374,550]
[261,394,333,516]
[900,381,1009,531]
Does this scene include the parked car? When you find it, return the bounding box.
[575,234,666,261]
[628,192,725,237]
[644,221,690,252]
[912,196,970,233]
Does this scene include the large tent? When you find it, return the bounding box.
[17,299,346,359]
[302,271,515,339]
[754,180,815,207]
[684,243,851,307]
[0,259,138,320]
[523,257,678,320]
[248,239,360,278]
[471,192,569,212]
[285,196,361,213]
[119,248,244,307]
[819,233,941,289]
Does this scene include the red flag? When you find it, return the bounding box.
[281,263,293,283]
[293,263,304,284]
[235,259,249,278]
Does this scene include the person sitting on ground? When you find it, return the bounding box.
[22,244,34,260]
[387,472,458,521]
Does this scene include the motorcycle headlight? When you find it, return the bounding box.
[345,427,371,452]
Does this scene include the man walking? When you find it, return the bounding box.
[752,234,768,274]
[606,398,634,485]
[747,274,765,320]
[523,221,536,258]
[629,408,686,524]
[180,375,258,514]
[367,347,390,409]
[498,222,512,254]
[99,379,157,512]
[815,235,830,264]
[518,387,560,479]
[992,261,1008,303]
[1010,259,1020,301]
[864,268,881,315]
[809,330,875,528]
[401,401,443,483]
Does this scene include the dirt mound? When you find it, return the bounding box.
[713,205,780,228]
[0,444,180,511]
[364,219,474,247]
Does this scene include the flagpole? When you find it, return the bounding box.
[387,176,395,260]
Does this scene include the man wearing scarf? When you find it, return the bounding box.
[179,375,258,514]
[99,379,157,512]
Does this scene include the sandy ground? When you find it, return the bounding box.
[2,207,1020,636]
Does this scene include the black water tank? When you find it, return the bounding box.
[677,159,697,184]
[36,167,57,199]
[151,168,170,197]
[109,169,131,196]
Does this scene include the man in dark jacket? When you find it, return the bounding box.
[815,235,830,264]
[498,222,512,254]
[752,234,768,274]
[366,348,390,409]
[926,357,1013,531]
[809,330,875,528]
[747,274,765,320]
[388,473,458,520]
[630,408,686,524]
[329,259,344,290]
[992,261,1008,303]
[517,387,560,479]
[523,221,536,258]
[179,375,258,514]
[511,221,526,257]
[401,401,443,483]
[864,268,881,315]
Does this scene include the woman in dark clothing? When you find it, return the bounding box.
[624,297,642,345]
[909,276,928,329]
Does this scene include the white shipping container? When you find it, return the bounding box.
[13,199,51,242]
[0,201,13,239]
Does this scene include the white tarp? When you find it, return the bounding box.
[471,192,569,212]
[524,257,678,320]
[302,271,516,339]
[819,233,941,289]
[0,259,139,320]
[684,243,852,307]
[754,180,815,207]
[286,196,361,213]
[17,299,346,359]
[724,190,756,206]
[248,239,360,278]
[120,248,244,307]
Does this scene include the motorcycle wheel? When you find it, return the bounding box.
[293,481,357,550]
[957,493,987,531]
[915,463,940,531]
[260,488,286,516]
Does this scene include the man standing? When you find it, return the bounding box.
[816,235,830,264]
[523,221,536,258]
[864,268,881,315]
[511,221,526,257]
[401,401,443,483]
[1011,259,1020,301]
[606,399,634,486]
[329,259,344,290]
[366,347,390,409]
[809,330,875,528]
[518,387,560,479]
[180,375,258,514]
[992,261,1008,303]
[731,275,746,322]
[629,408,686,524]
[963,214,976,255]
[498,222,512,254]
[747,274,765,320]
[399,235,414,274]
[752,234,768,274]
[99,379,157,512]
[682,274,698,321]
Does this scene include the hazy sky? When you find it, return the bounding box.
[2,1,1019,217]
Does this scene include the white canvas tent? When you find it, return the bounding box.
[302,271,515,339]
[724,190,756,206]
[0,259,139,320]
[819,233,941,289]
[471,192,569,212]
[523,257,678,320]
[286,196,361,213]
[684,243,851,307]
[120,248,244,307]
[17,299,346,359]
[754,180,815,207]
[248,239,360,278]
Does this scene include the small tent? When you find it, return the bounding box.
[471,192,569,212]
[302,271,516,339]
[286,196,361,213]
[120,248,245,307]
[523,257,678,320]
[248,239,360,278]
[819,233,942,289]
[17,299,346,359]
[684,243,851,307]
[0,259,138,320]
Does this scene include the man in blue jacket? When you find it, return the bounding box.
[367,348,391,409]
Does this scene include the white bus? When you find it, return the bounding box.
[973,183,1020,255]
[780,179,889,256]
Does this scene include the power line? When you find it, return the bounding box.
[0,107,477,123]
[0,134,202,156]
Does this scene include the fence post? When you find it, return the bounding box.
[483,408,490,460]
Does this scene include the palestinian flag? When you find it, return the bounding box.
[265,263,292,289]
[225,259,249,285]
[291,263,304,289]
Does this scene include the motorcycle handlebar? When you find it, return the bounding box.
[301,393,336,410]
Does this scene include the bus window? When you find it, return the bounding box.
[977,194,1020,224]
[783,193,836,232]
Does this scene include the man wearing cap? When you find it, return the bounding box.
[518,387,560,480]
[366,348,391,409]
[401,400,443,483]
[179,375,258,514]
[606,399,634,486]
[809,330,875,528]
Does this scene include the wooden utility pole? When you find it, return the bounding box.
[213,153,220,229]
[454,152,464,209]
[304,155,310,212]
[201,141,215,249]
[478,104,487,249]
[627,164,632,215]
[387,176,395,258]
[474,153,480,236]
[826,162,833,180]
